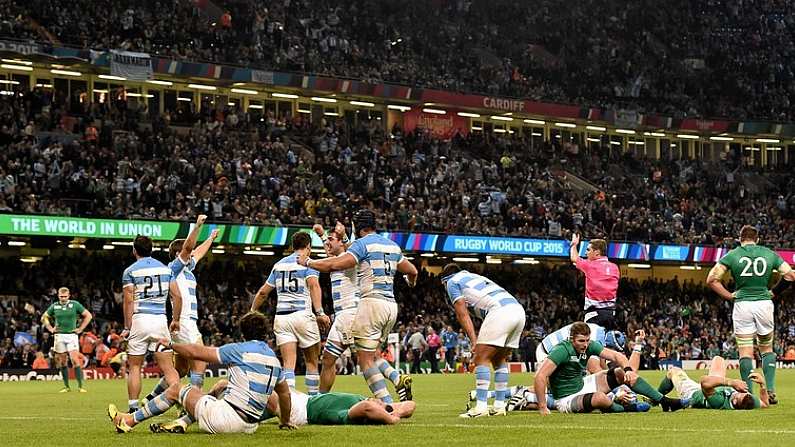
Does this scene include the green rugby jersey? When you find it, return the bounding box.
[547,340,603,399]
[45,300,85,333]
[719,244,784,301]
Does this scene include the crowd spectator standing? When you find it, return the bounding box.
[5,0,795,121]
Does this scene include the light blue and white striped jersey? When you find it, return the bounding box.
[444,270,521,319]
[347,233,404,302]
[217,340,283,421]
[122,257,177,315]
[331,267,360,313]
[540,323,605,354]
[266,253,319,313]
[168,256,198,321]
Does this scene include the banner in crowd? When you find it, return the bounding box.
[110,50,153,81]
[402,108,469,139]
[0,364,233,382]
[2,214,795,264]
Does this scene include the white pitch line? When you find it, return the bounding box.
[409,423,795,435]
[0,416,96,421]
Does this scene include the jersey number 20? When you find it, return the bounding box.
[739,257,768,277]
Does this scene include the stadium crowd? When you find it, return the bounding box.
[2,253,795,371]
[5,0,795,121]
[1,92,794,248]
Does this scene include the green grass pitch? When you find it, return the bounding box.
[2,369,795,446]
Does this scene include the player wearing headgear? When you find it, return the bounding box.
[439,264,526,418]
[109,312,294,434]
[298,209,418,403]
[658,355,768,410]
[142,225,219,402]
[533,322,688,415]
[569,234,619,329]
[251,231,331,396]
[120,215,203,413]
[707,225,795,403]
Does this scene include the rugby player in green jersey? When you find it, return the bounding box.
[42,287,93,393]
[707,225,795,403]
[658,355,768,410]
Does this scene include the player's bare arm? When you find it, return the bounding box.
[274,380,296,430]
[192,228,219,263]
[169,280,182,333]
[397,259,418,287]
[307,276,330,331]
[453,299,477,348]
[706,263,734,300]
[533,360,556,415]
[122,285,134,337]
[302,252,357,272]
[74,309,93,334]
[251,283,274,312]
[179,214,207,263]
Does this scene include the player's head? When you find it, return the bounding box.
[133,235,153,258]
[569,321,591,354]
[440,263,462,284]
[325,228,346,256]
[585,239,607,260]
[291,231,312,252]
[168,238,185,260]
[353,208,376,237]
[239,311,268,341]
[739,225,759,243]
[58,287,70,304]
[601,330,626,351]
[731,392,756,410]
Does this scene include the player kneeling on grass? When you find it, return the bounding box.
[108,312,294,434]
[533,322,688,415]
[658,355,768,410]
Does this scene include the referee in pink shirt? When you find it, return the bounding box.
[569,234,620,329]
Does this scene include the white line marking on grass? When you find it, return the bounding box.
[0,416,96,421]
[410,423,795,435]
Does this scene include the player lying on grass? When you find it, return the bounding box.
[470,330,651,413]
[658,355,768,410]
[534,322,689,414]
[108,312,294,435]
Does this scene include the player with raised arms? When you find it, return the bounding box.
[251,231,330,396]
[120,215,205,413]
[143,224,218,402]
[109,312,294,434]
[440,263,526,418]
[706,225,795,403]
[41,287,93,393]
[570,234,620,329]
[298,209,418,403]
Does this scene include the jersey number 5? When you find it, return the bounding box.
[739,256,767,277]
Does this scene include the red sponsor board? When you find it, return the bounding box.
[420,90,583,118]
[678,118,731,133]
[777,250,795,265]
[403,108,469,139]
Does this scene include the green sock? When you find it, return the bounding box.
[739,357,754,392]
[60,367,69,388]
[630,377,663,403]
[658,377,674,395]
[761,352,776,392]
[75,367,83,388]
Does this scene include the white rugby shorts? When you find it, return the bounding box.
[733,300,774,336]
[195,395,258,434]
[477,304,526,349]
[53,333,79,354]
[127,314,171,356]
[351,299,398,351]
[274,311,320,348]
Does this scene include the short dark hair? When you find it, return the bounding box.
[239,311,268,341]
[353,208,377,233]
[588,239,607,256]
[292,231,311,250]
[739,225,759,242]
[570,321,591,339]
[441,263,462,280]
[133,235,153,257]
[736,393,756,410]
[168,239,185,260]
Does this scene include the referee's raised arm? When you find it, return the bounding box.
[569,233,581,265]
